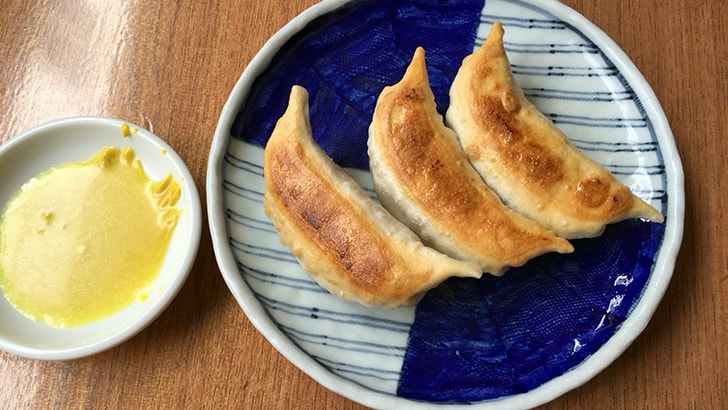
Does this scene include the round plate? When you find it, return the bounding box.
[207,0,683,407]
[0,116,202,360]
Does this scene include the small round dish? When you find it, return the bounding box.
[0,116,202,360]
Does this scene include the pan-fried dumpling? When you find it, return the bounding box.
[368,48,573,275]
[263,85,482,308]
[447,22,664,239]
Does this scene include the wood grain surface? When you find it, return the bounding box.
[0,1,725,408]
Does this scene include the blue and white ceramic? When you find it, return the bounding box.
[207,0,684,407]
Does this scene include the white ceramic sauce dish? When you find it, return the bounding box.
[0,116,202,360]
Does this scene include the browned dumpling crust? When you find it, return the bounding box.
[446,22,664,239]
[263,85,482,308]
[368,48,573,275]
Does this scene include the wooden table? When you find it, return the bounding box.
[0,1,725,408]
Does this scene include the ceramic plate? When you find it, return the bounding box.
[207,0,683,407]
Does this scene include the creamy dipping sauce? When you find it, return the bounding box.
[0,146,182,328]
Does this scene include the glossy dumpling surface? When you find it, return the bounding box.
[368,48,573,275]
[447,22,664,238]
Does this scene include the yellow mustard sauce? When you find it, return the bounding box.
[120,123,137,137]
[0,146,182,328]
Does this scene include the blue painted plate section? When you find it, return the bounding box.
[222,0,669,404]
[232,0,485,170]
[399,219,665,402]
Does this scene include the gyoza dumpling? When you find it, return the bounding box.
[447,22,664,238]
[368,48,573,275]
[263,85,482,308]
